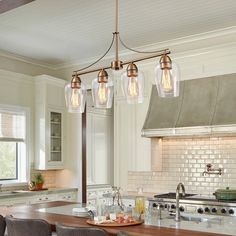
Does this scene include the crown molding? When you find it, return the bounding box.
[34,74,67,86]
[0,49,54,70]
[1,26,236,71]
[54,26,236,70]
[0,68,33,84]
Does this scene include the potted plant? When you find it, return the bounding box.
[34,173,44,190]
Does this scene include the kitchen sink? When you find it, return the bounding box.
[180,214,208,223]
[165,213,222,224]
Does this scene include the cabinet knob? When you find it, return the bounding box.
[212,208,217,213]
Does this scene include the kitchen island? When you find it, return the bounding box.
[0,201,231,236]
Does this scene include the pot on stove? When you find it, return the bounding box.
[213,187,236,200]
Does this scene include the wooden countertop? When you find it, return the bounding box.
[0,201,227,236]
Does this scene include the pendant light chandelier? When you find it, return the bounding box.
[65,0,180,113]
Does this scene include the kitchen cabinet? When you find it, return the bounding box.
[86,94,113,185]
[56,191,77,202]
[87,185,112,206]
[114,97,151,172]
[31,191,77,203]
[30,194,57,204]
[0,189,78,206]
[34,75,66,170]
[0,197,31,207]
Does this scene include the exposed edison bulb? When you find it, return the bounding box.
[127,77,139,97]
[161,69,173,92]
[98,82,108,105]
[70,88,80,107]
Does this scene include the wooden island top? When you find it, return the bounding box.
[0,201,227,236]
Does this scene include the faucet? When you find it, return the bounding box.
[175,183,185,222]
[202,163,223,176]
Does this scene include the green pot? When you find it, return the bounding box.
[213,187,236,200]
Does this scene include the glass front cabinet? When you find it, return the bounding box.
[49,111,63,164]
[34,75,66,170]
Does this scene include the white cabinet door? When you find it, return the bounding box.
[87,186,112,206]
[114,97,151,188]
[114,99,136,189]
[0,197,31,207]
[57,192,77,202]
[30,194,57,204]
[133,97,151,171]
[86,102,113,185]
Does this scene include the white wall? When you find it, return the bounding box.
[0,69,34,167]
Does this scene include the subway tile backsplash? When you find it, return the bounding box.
[128,137,236,195]
[31,169,58,188]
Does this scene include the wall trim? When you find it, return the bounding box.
[0,26,236,71]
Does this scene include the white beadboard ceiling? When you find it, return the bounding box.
[0,0,236,68]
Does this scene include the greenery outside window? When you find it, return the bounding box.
[0,106,29,184]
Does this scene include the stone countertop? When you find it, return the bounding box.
[0,201,230,236]
[147,212,236,236]
[0,187,78,199]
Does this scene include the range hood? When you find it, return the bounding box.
[142,73,236,137]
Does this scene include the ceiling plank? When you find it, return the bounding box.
[0,0,35,14]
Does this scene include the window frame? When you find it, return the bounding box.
[0,104,30,185]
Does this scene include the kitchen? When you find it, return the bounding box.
[0,0,236,235]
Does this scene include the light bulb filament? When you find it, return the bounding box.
[128,77,139,97]
[71,88,80,108]
[161,69,173,92]
[98,83,108,105]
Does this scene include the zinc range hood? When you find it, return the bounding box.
[142,73,236,138]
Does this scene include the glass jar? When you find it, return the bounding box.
[135,187,145,220]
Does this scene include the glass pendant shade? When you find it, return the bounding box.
[121,63,144,104]
[65,82,87,113]
[92,72,114,109]
[155,55,180,98]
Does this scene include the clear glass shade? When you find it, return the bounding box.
[65,83,87,113]
[92,77,114,108]
[121,71,144,104]
[155,62,180,98]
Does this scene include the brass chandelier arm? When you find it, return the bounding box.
[73,33,115,74]
[74,49,170,76]
[119,34,170,54]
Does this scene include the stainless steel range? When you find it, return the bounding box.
[149,193,236,217]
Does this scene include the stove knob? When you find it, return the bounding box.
[221,208,226,214]
[152,203,157,208]
[164,204,169,209]
[212,208,217,213]
[197,208,203,214]
[160,204,164,209]
[179,206,184,212]
[171,204,176,209]
[229,209,234,215]
[204,207,210,213]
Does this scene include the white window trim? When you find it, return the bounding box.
[0,104,30,186]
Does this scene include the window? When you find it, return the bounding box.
[0,106,29,184]
[0,142,17,180]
